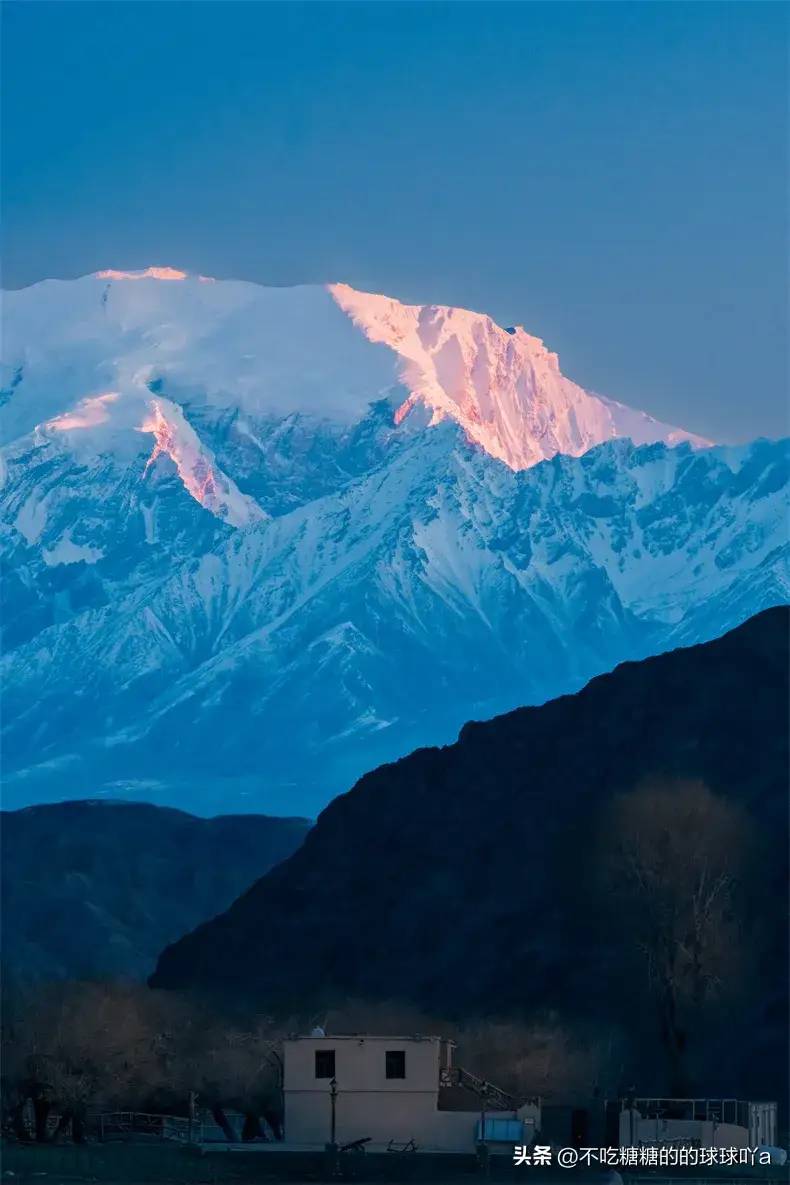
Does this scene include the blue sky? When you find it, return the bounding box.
[2,1,787,442]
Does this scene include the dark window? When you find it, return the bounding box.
[385,1050,406,1079]
[315,1049,335,1079]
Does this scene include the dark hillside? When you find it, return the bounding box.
[151,609,789,1098]
[2,801,309,980]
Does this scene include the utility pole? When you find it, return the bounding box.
[325,1078,340,1180]
[329,1077,338,1148]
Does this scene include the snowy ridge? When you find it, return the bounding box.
[2,421,786,815]
[140,397,266,527]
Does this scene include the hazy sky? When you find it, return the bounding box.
[2,1,787,442]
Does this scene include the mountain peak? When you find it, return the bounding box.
[329,282,710,469]
[94,265,202,282]
[3,272,709,507]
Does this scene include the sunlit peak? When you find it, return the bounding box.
[95,266,189,281]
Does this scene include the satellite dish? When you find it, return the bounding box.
[310,1026,326,1037]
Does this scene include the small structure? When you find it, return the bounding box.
[282,1033,539,1153]
[617,1097,777,1150]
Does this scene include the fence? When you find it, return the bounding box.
[99,1110,199,1143]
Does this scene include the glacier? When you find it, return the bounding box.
[1,270,786,815]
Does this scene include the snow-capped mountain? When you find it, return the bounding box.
[1,270,785,815]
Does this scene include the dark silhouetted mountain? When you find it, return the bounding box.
[1,801,309,981]
[152,608,788,1097]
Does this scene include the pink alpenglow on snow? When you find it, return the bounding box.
[1,269,711,527]
[44,392,120,432]
[95,266,189,281]
[329,283,711,470]
[140,398,266,527]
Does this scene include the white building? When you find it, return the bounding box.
[282,1034,539,1153]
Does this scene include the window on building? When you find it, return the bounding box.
[315,1049,335,1079]
[385,1050,406,1079]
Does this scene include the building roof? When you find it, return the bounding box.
[284,1033,453,1044]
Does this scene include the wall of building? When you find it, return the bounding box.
[284,1089,483,1151]
[283,1037,486,1152]
[283,1037,443,1093]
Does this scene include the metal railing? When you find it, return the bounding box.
[621,1098,757,1127]
[439,1065,537,1112]
[99,1111,200,1143]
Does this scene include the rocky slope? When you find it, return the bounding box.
[1,800,309,981]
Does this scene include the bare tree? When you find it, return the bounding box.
[1,979,293,1144]
[166,1005,283,1139]
[1,981,186,1140]
[599,779,749,1094]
